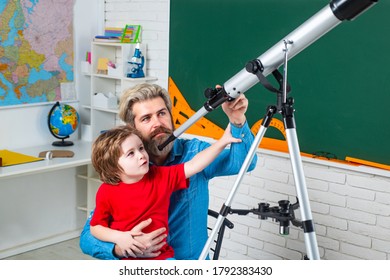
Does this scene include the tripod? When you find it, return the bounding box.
[199,40,320,260]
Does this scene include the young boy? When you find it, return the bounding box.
[90,124,241,260]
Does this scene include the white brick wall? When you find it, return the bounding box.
[104,0,170,88]
[209,150,390,260]
[104,0,390,260]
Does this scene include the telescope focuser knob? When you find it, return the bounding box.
[204,87,216,99]
[245,59,264,74]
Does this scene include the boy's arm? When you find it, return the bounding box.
[201,121,257,179]
[184,124,241,178]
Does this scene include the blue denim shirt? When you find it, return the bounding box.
[80,122,257,260]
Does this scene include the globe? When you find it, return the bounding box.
[48,101,80,146]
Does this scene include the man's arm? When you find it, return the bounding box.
[184,124,241,178]
[79,211,118,260]
[90,224,146,258]
[201,93,257,178]
[80,211,167,259]
[221,93,257,172]
[204,121,257,178]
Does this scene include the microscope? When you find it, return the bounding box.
[127,43,145,78]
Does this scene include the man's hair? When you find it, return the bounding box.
[119,83,172,127]
[91,125,141,185]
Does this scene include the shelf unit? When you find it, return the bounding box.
[89,41,157,139]
[77,165,102,214]
[79,41,158,214]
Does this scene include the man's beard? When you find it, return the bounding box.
[144,126,174,160]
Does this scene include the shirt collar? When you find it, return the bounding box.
[148,139,184,166]
[164,139,183,165]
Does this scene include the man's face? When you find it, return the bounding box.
[132,97,174,158]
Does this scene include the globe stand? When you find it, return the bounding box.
[48,101,77,147]
[51,138,74,147]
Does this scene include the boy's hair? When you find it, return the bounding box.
[92,125,141,185]
[119,83,173,127]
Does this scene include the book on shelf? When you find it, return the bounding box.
[93,25,142,43]
[104,27,123,37]
[93,35,121,43]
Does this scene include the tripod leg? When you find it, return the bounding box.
[198,106,277,260]
[283,101,320,260]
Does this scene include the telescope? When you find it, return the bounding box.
[158,0,378,151]
[195,0,378,260]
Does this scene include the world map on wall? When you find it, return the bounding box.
[0,0,74,107]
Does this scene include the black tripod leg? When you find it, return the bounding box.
[283,99,320,260]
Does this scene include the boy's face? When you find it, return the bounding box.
[118,134,150,184]
[132,97,174,158]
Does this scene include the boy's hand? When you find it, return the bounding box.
[220,123,242,146]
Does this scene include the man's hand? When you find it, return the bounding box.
[114,231,145,258]
[113,218,167,259]
[132,227,167,258]
[221,91,248,127]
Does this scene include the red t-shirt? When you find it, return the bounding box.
[90,164,188,260]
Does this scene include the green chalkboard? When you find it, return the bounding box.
[169,0,390,166]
